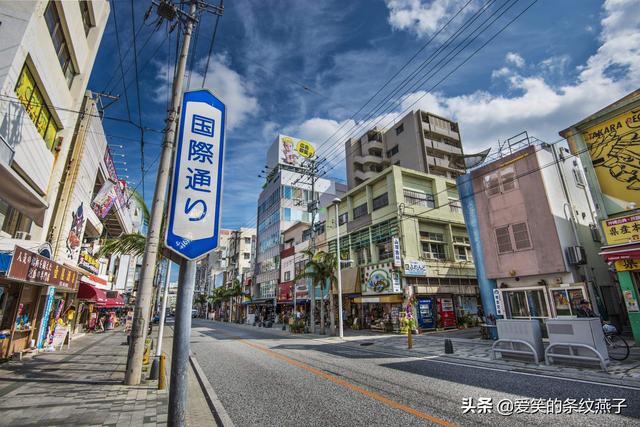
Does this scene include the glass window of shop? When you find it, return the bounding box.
[550,287,587,316]
[0,198,33,238]
[503,287,550,319]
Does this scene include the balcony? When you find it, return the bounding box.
[354,169,378,182]
[423,121,460,141]
[426,155,464,172]
[353,154,384,166]
[362,138,384,152]
[425,138,463,155]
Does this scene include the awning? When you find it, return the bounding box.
[599,242,640,262]
[77,282,107,305]
[80,274,108,289]
[0,162,48,226]
[241,298,275,305]
[353,294,404,304]
[105,293,124,308]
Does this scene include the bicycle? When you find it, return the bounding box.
[603,323,630,361]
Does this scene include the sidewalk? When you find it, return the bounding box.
[217,320,640,387]
[0,326,216,426]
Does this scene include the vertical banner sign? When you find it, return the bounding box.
[493,288,504,316]
[392,237,401,267]
[37,286,55,349]
[166,90,226,260]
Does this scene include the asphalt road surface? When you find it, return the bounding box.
[189,320,640,426]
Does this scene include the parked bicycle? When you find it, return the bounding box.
[603,323,629,361]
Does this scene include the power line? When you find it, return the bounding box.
[130,0,146,199]
[111,0,132,122]
[202,0,223,86]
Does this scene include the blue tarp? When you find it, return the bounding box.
[0,252,12,273]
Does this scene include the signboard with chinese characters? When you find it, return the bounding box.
[493,289,504,316]
[615,259,640,272]
[166,90,226,260]
[7,246,79,292]
[392,237,401,267]
[269,135,316,169]
[78,250,99,274]
[362,263,401,295]
[601,213,640,245]
[580,109,640,215]
[403,260,427,277]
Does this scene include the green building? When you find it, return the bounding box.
[325,166,478,332]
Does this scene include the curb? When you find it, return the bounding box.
[189,353,235,427]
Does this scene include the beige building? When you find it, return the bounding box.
[345,110,464,188]
[225,227,256,285]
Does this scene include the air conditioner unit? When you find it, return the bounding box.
[589,224,601,242]
[14,231,31,240]
[566,246,586,265]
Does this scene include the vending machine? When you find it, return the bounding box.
[437,297,457,329]
[416,297,435,330]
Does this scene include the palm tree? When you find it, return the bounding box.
[297,250,337,335]
[194,294,208,318]
[96,190,150,258]
[226,280,243,323]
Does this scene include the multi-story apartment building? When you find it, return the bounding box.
[325,166,477,331]
[458,141,620,329]
[560,90,640,343]
[254,135,345,307]
[225,227,256,286]
[195,229,232,295]
[345,110,464,188]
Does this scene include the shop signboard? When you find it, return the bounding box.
[7,246,79,292]
[493,289,504,315]
[362,263,401,295]
[416,297,435,329]
[601,213,640,245]
[392,237,401,267]
[579,109,640,215]
[271,135,316,169]
[36,286,55,349]
[403,260,427,277]
[78,250,99,274]
[615,259,640,272]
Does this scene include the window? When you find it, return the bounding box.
[484,166,517,196]
[422,242,446,260]
[372,193,389,210]
[386,145,399,157]
[283,207,291,221]
[452,235,470,244]
[573,168,585,188]
[45,2,77,87]
[353,203,368,219]
[403,189,435,208]
[283,185,293,199]
[500,166,517,191]
[512,222,532,250]
[420,231,444,242]
[455,246,472,261]
[338,212,348,225]
[284,271,291,281]
[80,1,93,35]
[495,226,513,253]
[395,123,404,135]
[243,253,251,260]
[14,65,59,149]
[448,198,462,214]
[356,247,370,265]
[244,237,251,244]
[484,173,500,196]
[0,198,32,238]
[377,242,392,261]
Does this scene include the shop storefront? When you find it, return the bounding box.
[0,246,79,358]
[354,263,403,332]
[496,283,590,319]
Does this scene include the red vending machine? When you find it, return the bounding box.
[437,297,457,329]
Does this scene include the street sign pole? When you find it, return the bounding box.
[165,87,226,426]
[168,259,196,425]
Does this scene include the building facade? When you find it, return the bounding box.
[225,227,256,286]
[345,110,464,188]
[326,166,477,331]
[560,90,640,343]
[459,141,621,329]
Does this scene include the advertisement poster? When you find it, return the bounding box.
[581,109,640,214]
[278,135,315,168]
[416,298,435,329]
[91,181,116,219]
[623,290,639,312]
[362,264,401,295]
[36,286,55,349]
[65,203,85,263]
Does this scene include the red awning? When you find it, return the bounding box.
[599,243,640,262]
[77,282,107,306]
[105,293,125,308]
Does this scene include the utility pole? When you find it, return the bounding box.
[299,158,320,333]
[333,198,344,339]
[124,0,224,386]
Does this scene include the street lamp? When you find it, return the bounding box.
[333,197,344,339]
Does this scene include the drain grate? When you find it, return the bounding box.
[359,342,374,346]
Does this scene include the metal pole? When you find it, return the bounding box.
[335,200,344,339]
[156,261,171,357]
[124,0,198,386]
[168,259,196,426]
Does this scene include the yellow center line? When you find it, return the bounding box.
[220,334,457,427]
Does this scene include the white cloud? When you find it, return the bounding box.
[154,54,259,131]
[386,0,477,37]
[505,52,525,68]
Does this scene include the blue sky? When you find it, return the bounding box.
[89,0,640,233]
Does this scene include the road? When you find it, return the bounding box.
[189,320,640,426]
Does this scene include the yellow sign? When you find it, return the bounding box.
[582,109,640,209]
[601,213,640,245]
[615,259,640,272]
[295,140,315,159]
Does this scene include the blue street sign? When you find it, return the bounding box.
[166,89,226,260]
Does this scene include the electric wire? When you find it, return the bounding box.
[202,0,224,87]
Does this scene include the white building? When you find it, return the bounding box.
[225,227,256,285]
[0,0,109,255]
